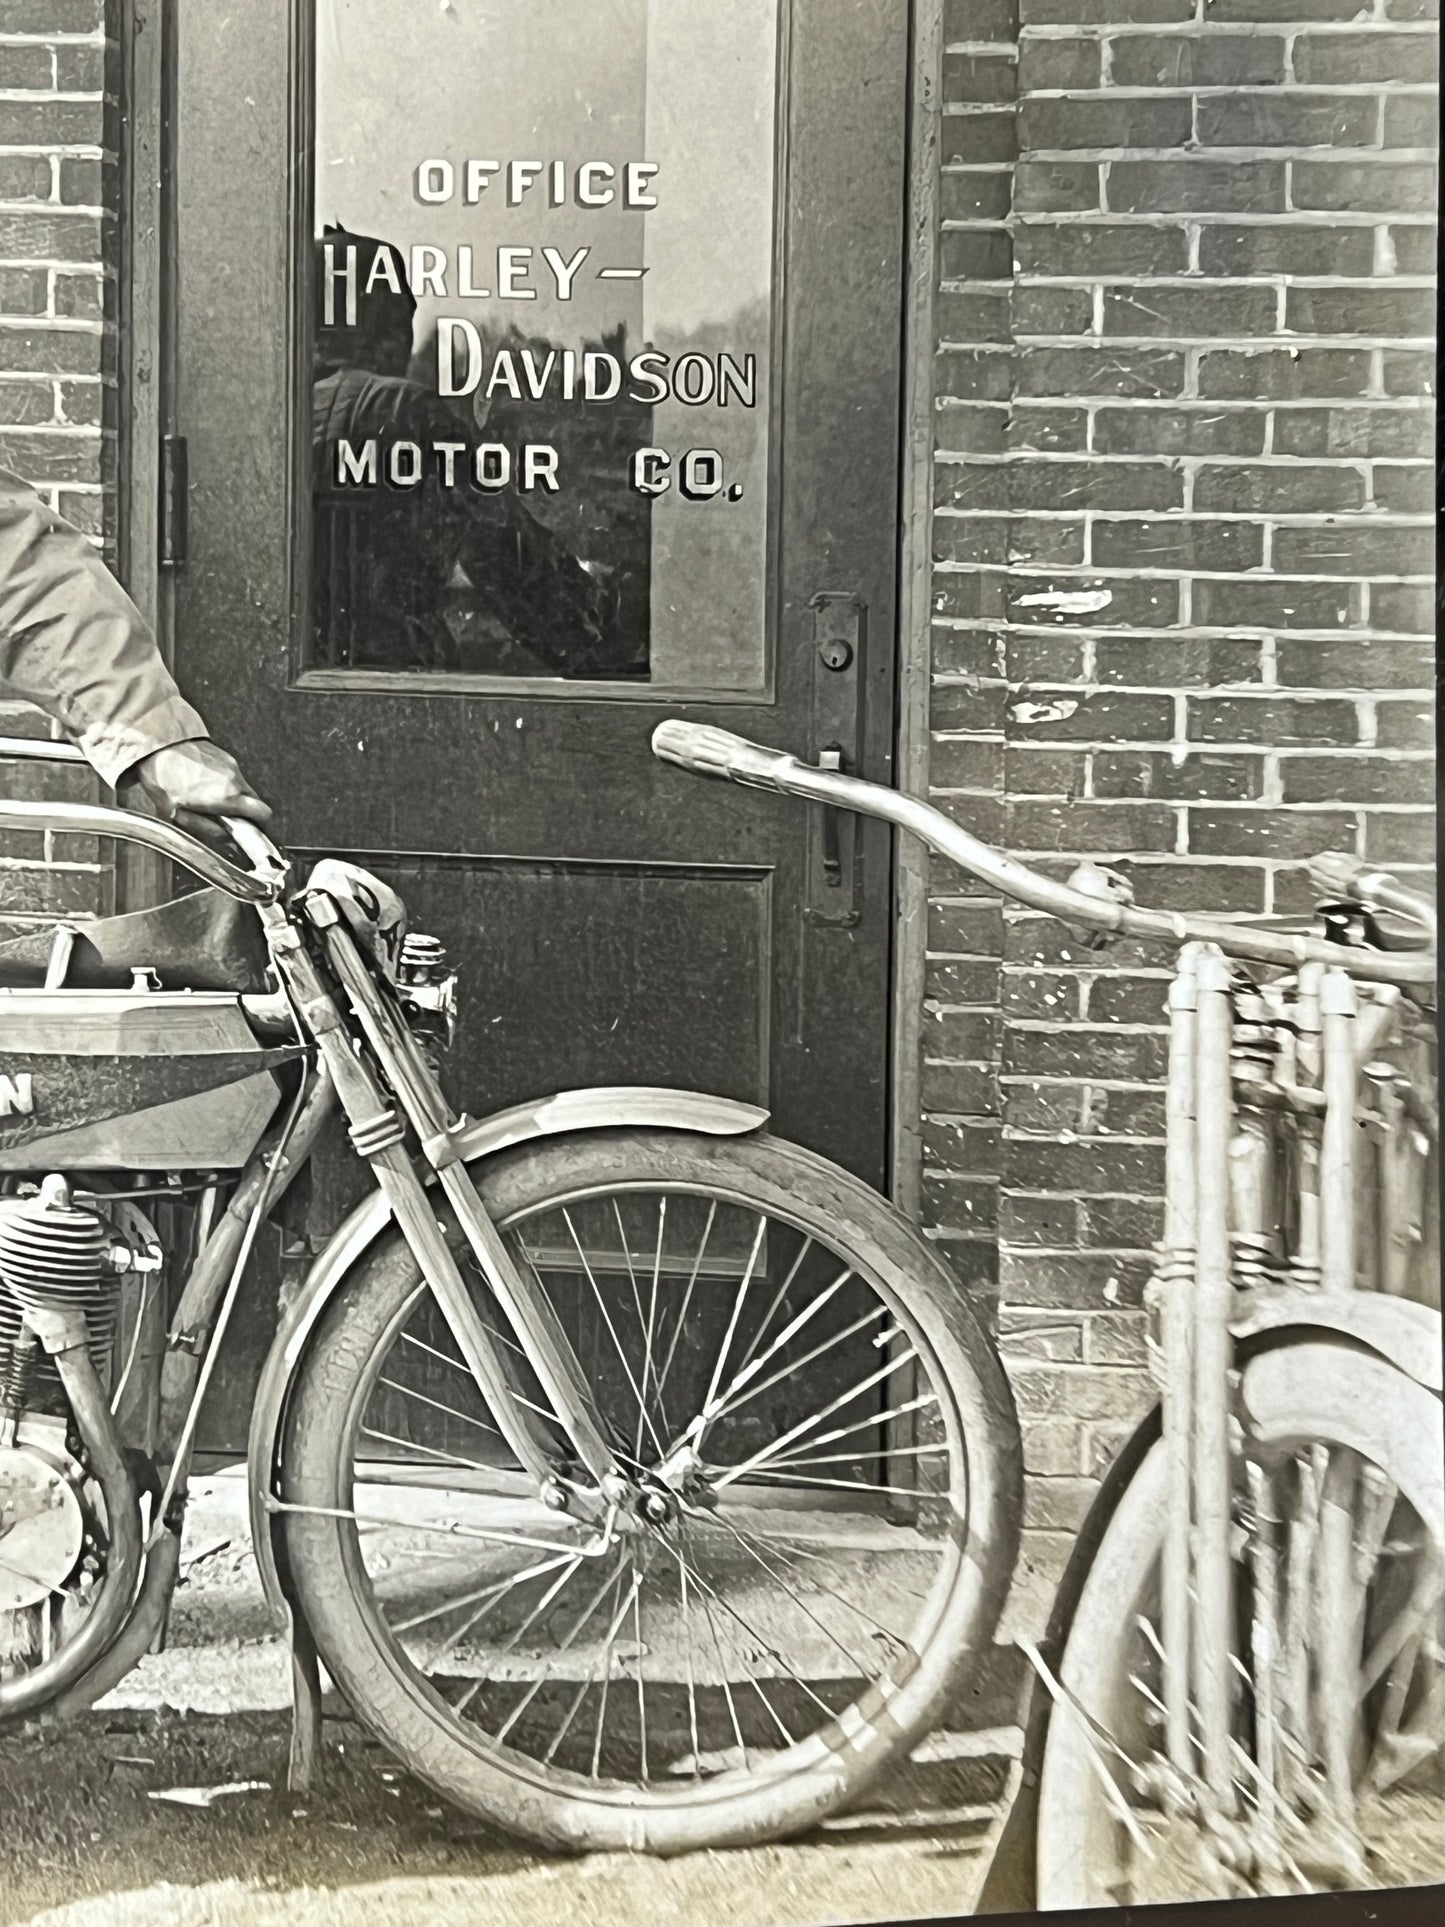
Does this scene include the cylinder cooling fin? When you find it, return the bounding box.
[0,1175,118,1383]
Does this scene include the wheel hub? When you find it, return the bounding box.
[635,1484,675,1528]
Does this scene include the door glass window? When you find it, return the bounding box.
[308,0,780,692]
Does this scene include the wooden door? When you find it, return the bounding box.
[167,0,910,1447]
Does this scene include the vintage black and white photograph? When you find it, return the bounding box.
[0,1,1439,1922]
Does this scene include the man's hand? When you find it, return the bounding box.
[121,738,273,841]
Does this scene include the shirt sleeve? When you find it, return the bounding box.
[0,467,209,788]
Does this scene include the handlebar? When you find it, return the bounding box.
[1305,849,1437,939]
[652,721,1437,988]
[0,733,286,902]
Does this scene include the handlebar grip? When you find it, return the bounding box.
[1307,851,1368,900]
[220,815,289,887]
[650,721,801,793]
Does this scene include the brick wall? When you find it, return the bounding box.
[0,0,118,926]
[926,0,1437,1620]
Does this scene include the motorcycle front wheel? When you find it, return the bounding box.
[281,1127,1022,1853]
[1035,1340,1445,1908]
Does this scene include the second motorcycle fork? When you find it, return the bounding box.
[1158,948,1201,1784]
[1191,947,1239,1813]
[287,895,626,1499]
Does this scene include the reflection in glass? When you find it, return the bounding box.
[309,0,778,689]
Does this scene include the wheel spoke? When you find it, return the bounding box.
[378,1375,500,1437]
[697,1240,832,1425]
[712,1514,935,1609]
[542,1558,630,1767]
[480,1551,634,1731]
[589,1557,645,1777]
[632,1557,649,1781]
[359,1425,499,1477]
[700,1214,769,1419]
[703,1234,818,1413]
[654,1526,833,1727]
[653,1199,717,1417]
[671,1516,798,1747]
[609,1199,656,1458]
[712,1383,931,1488]
[638,1198,667,1447]
[402,1320,526,1374]
[562,1206,668,1461]
[702,1506,895,1675]
[394,1549,576,1640]
[341,1492,598,1558]
[754,1442,948,1473]
[702,1290,883,1432]
[741,1469,936,1502]
[678,1512,751,1772]
[675,1529,703,1780]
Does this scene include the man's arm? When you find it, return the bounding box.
[0,465,208,786]
[0,468,269,827]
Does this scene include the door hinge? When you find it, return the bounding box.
[159,433,188,569]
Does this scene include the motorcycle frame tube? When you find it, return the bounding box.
[1292,963,1326,1292]
[45,1524,181,1721]
[1191,946,1238,1809]
[157,1064,336,1462]
[1160,949,1200,1779]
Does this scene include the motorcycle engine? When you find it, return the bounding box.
[0,1175,160,1674]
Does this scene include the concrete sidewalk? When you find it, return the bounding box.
[0,1470,1018,1927]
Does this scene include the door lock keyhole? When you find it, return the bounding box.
[818,637,853,671]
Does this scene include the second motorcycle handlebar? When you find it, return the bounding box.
[651,720,1436,988]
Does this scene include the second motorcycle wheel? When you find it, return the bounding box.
[1035,1340,1445,1908]
[281,1127,1022,1852]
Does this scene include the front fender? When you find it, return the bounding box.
[1231,1292,1442,1393]
[246,1086,768,1618]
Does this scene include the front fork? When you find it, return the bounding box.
[263,897,629,1511]
[1153,944,1241,1816]
[1154,945,1368,1843]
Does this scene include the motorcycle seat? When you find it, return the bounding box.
[0,887,273,994]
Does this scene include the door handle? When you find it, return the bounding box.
[818,746,845,888]
[805,593,866,927]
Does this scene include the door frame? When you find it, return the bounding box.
[890,0,943,1226]
[115,0,175,914]
[120,0,934,1217]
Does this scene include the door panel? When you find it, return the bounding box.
[170,0,908,1451]
[321,855,773,1114]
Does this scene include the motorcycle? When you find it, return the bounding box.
[0,731,1022,1855]
[650,720,1442,1906]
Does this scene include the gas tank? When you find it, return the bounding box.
[0,987,295,1171]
